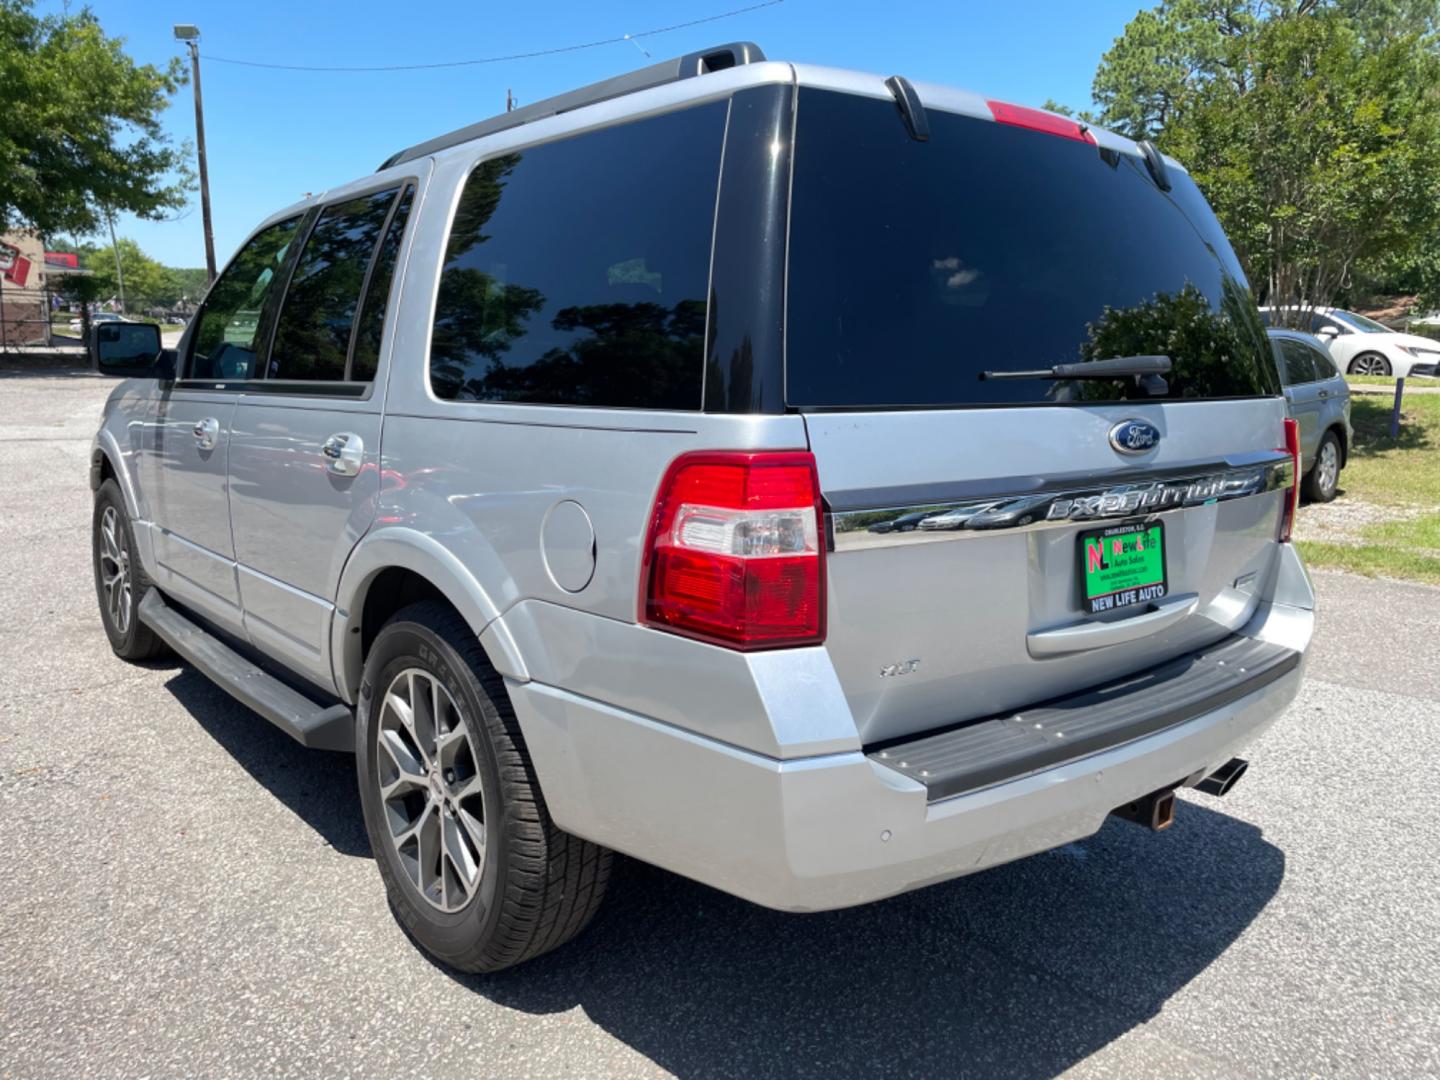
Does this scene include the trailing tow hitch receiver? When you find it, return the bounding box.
[1196,757,1249,798]
[1111,788,1177,832]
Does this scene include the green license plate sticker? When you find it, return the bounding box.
[1079,522,1167,615]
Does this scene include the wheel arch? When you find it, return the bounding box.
[1347,349,1391,376]
[90,431,140,519]
[1327,421,1348,466]
[331,529,528,705]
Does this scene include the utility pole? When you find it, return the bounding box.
[506,88,516,112]
[174,24,217,283]
[106,209,126,314]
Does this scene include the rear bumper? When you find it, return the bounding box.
[511,547,1315,912]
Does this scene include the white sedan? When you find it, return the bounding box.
[1259,306,1440,378]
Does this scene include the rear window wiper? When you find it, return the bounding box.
[981,354,1172,396]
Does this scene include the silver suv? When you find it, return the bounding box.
[88,44,1315,973]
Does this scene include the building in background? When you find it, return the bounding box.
[0,232,47,345]
[0,233,89,346]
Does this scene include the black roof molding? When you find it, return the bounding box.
[377,41,767,171]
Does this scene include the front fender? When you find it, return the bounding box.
[90,428,142,519]
[330,527,529,704]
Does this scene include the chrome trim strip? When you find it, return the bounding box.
[828,455,1294,551]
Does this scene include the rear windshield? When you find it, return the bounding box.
[785,89,1280,408]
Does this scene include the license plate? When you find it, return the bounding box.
[1078,521,1167,615]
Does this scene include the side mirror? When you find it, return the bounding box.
[1315,326,1339,341]
[90,322,170,379]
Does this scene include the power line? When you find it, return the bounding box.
[201,1,783,73]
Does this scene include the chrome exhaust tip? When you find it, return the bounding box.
[1196,757,1249,798]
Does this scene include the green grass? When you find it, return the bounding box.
[1296,539,1440,585]
[1339,394,1440,504]
[1348,374,1440,387]
[1296,393,1440,583]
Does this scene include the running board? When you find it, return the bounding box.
[138,589,354,752]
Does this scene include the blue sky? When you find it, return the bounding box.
[63,0,1141,268]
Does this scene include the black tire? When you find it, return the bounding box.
[356,601,611,973]
[1304,429,1343,503]
[92,478,168,661]
[1348,352,1391,377]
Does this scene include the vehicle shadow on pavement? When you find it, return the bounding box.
[162,667,371,858]
[156,662,1281,1078]
[454,805,1282,1080]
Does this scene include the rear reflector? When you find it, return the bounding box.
[641,451,825,650]
[1278,417,1300,542]
[986,100,1097,144]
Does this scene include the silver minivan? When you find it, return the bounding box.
[88,44,1314,973]
[1268,327,1353,503]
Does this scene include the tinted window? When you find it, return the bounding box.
[1278,339,1319,385]
[1309,345,1339,379]
[189,217,301,381]
[1331,310,1389,333]
[430,102,725,408]
[785,91,1280,407]
[1310,314,1343,335]
[268,188,398,381]
[351,184,415,383]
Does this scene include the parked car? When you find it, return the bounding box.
[67,311,130,334]
[867,510,934,533]
[88,44,1315,974]
[1267,328,1352,503]
[1259,305,1440,378]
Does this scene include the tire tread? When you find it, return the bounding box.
[378,601,611,972]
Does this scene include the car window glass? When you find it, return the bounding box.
[1280,340,1319,384]
[430,101,726,408]
[267,187,399,382]
[1331,310,1389,333]
[350,184,415,383]
[1307,344,1339,379]
[785,90,1278,407]
[188,217,301,381]
[1309,314,1343,335]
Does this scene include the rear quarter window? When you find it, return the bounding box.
[785,89,1280,408]
[429,101,727,409]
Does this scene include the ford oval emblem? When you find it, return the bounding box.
[1109,419,1161,455]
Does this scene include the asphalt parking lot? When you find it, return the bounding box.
[1,369,1437,1079]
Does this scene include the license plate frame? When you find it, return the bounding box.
[1078,520,1168,615]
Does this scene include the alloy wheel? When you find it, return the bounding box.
[375,668,489,913]
[1317,440,1339,494]
[98,506,131,635]
[1353,355,1388,376]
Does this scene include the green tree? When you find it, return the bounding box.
[0,0,193,237]
[1080,1,1440,315]
[81,238,177,309]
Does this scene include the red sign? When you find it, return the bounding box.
[0,243,30,287]
[44,252,79,270]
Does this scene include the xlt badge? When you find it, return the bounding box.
[880,659,921,678]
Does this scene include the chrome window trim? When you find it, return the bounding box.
[828,453,1294,551]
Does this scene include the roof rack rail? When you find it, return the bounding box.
[377,41,767,171]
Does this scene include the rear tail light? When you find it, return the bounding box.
[1278,417,1301,542]
[986,100,1097,144]
[641,451,825,650]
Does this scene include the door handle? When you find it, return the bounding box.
[1318,389,1329,399]
[322,432,364,476]
[1026,594,1200,658]
[193,416,220,451]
